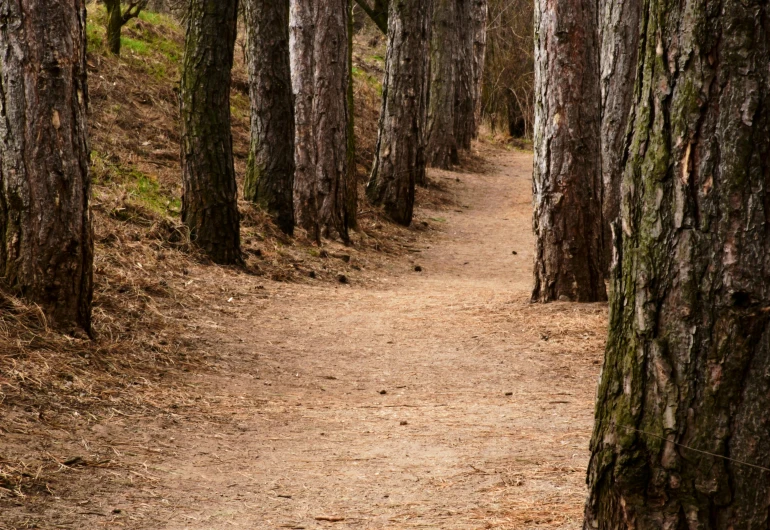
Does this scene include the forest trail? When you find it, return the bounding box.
[116,146,607,529]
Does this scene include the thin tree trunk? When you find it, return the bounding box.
[243,0,295,235]
[425,0,456,169]
[531,0,605,303]
[471,0,487,138]
[0,0,93,335]
[105,0,123,55]
[180,0,241,264]
[289,0,317,239]
[453,0,475,152]
[585,2,770,528]
[366,0,430,226]
[346,0,358,230]
[598,0,640,270]
[312,0,350,241]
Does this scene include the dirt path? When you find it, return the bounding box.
[115,146,606,529]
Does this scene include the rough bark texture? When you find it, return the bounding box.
[471,0,487,138]
[345,0,358,230]
[289,0,317,237]
[294,0,351,242]
[0,0,93,334]
[180,0,241,264]
[453,0,475,152]
[531,0,605,303]
[599,0,640,270]
[585,2,770,528]
[425,0,456,169]
[243,0,295,235]
[366,0,430,226]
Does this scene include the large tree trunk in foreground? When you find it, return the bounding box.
[291,0,352,242]
[585,2,770,528]
[289,0,317,238]
[531,0,605,303]
[345,0,358,230]
[366,0,430,226]
[598,0,640,271]
[453,0,475,152]
[180,0,241,264]
[471,0,487,138]
[425,0,456,169]
[0,0,93,335]
[244,0,295,235]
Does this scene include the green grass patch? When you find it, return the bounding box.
[121,36,150,55]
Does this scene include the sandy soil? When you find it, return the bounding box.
[2,145,608,529]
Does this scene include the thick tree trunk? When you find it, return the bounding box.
[366,0,430,226]
[243,0,295,235]
[453,0,475,152]
[312,0,351,241]
[425,0,456,169]
[180,0,241,264]
[471,0,487,138]
[105,0,123,55]
[585,2,770,528]
[289,0,317,238]
[0,0,93,335]
[598,0,640,271]
[531,0,605,303]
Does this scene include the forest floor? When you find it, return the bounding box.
[1,145,607,529]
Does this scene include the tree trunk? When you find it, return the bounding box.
[585,2,770,528]
[353,0,388,34]
[105,0,123,55]
[425,0,456,169]
[531,0,605,303]
[453,0,475,152]
[598,0,640,271]
[345,0,358,230]
[471,0,487,138]
[243,0,295,235]
[0,0,93,335]
[289,0,317,239]
[180,0,241,264]
[366,0,430,226]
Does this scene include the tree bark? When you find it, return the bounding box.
[366,0,430,226]
[453,0,475,152]
[598,0,640,271]
[180,0,241,264]
[105,0,123,55]
[291,0,351,242]
[471,0,487,138]
[531,0,605,303]
[585,2,770,528]
[345,0,358,230]
[0,0,93,334]
[289,0,317,238]
[425,0,456,169]
[243,0,295,235]
[353,0,388,34]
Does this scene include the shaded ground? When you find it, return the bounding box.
[1,145,607,529]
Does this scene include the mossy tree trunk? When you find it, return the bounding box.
[598,0,640,271]
[585,1,770,527]
[532,0,605,303]
[243,0,295,235]
[180,0,241,264]
[366,0,430,226]
[103,0,148,56]
[453,0,475,152]
[425,0,456,169]
[0,0,93,335]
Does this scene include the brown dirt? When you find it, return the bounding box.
[0,145,607,529]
